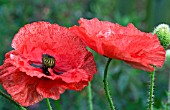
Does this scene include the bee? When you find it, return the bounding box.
[42,54,56,75]
[30,54,57,75]
[42,54,55,68]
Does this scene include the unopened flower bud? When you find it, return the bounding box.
[153,24,170,49]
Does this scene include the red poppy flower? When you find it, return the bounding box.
[0,22,97,106]
[70,18,165,72]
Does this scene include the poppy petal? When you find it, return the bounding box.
[37,79,65,100]
[1,68,43,106]
[71,18,165,72]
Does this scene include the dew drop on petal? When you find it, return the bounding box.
[20,93,25,97]
[97,29,112,38]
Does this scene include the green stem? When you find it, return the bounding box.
[103,58,116,110]
[54,100,62,110]
[0,89,26,110]
[46,98,53,110]
[148,69,155,110]
[167,71,170,110]
[88,82,93,110]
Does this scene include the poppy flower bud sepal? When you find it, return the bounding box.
[153,24,170,49]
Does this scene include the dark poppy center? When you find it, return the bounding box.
[30,54,63,76]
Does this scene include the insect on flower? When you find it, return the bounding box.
[42,54,56,68]
[42,54,56,75]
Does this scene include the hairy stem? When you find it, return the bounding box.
[167,71,170,109]
[88,82,93,110]
[46,98,53,110]
[103,58,116,110]
[0,89,26,110]
[148,69,155,110]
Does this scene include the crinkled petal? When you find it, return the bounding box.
[0,63,15,83]
[36,79,65,100]
[78,52,97,80]
[60,69,89,83]
[0,62,65,106]
[101,34,165,71]
[11,21,97,77]
[61,81,89,91]
[71,18,165,72]
[0,67,43,106]
[3,50,48,78]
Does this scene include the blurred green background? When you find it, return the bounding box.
[0,0,170,110]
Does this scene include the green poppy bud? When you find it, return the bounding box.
[166,49,170,61]
[153,24,170,49]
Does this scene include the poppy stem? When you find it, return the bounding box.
[54,100,62,110]
[148,68,155,110]
[88,82,93,110]
[167,71,170,109]
[103,58,116,110]
[46,98,53,110]
[0,89,26,110]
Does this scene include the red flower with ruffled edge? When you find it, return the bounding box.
[70,18,165,72]
[0,22,97,106]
